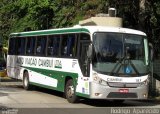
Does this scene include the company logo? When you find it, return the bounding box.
[54,60,62,69]
[124,66,132,74]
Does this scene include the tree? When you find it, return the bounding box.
[0,0,160,51]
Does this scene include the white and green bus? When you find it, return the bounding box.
[7,25,150,103]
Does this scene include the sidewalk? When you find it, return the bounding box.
[0,76,22,86]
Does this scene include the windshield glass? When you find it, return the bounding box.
[92,32,149,76]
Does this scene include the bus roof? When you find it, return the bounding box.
[10,25,146,37]
[10,27,90,37]
[81,26,146,36]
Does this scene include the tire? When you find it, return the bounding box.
[23,71,31,90]
[65,79,79,103]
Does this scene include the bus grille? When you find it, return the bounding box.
[107,92,137,98]
[108,82,139,88]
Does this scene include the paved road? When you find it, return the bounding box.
[0,80,160,114]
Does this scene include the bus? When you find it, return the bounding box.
[7,25,150,103]
[0,45,7,77]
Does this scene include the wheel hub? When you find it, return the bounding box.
[67,85,74,98]
[24,77,28,87]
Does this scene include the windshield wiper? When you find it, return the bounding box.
[109,57,140,76]
[109,57,124,75]
[128,59,140,75]
[109,46,140,76]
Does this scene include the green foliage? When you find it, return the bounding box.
[0,0,160,51]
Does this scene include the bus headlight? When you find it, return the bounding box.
[93,73,99,81]
[140,79,149,86]
[99,79,108,86]
[93,73,108,86]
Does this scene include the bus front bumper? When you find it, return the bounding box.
[90,82,148,100]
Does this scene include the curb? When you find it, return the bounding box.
[0,77,21,82]
[0,82,22,86]
[0,77,22,86]
[0,76,11,80]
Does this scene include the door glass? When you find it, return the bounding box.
[79,42,90,76]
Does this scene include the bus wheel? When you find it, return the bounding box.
[23,71,31,90]
[65,79,79,103]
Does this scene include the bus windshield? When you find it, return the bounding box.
[92,32,149,76]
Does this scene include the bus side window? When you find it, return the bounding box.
[8,38,16,55]
[26,37,36,55]
[79,33,91,77]
[17,38,26,55]
[61,35,68,57]
[67,34,77,57]
[26,37,31,54]
[47,35,60,57]
[61,34,77,57]
[36,36,46,56]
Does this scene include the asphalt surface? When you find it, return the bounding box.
[0,77,160,114]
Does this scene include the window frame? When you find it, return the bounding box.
[26,36,36,56]
[35,36,47,56]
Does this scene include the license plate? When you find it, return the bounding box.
[119,89,129,93]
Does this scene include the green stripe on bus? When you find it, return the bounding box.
[54,66,62,69]
[10,28,90,37]
[30,82,90,98]
[30,82,58,91]
[23,66,78,92]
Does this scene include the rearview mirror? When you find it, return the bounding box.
[87,45,92,59]
[149,43,154,62]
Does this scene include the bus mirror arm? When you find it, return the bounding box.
[150,49,154,62]
[149,43,154,62]
[87,45,92,60]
